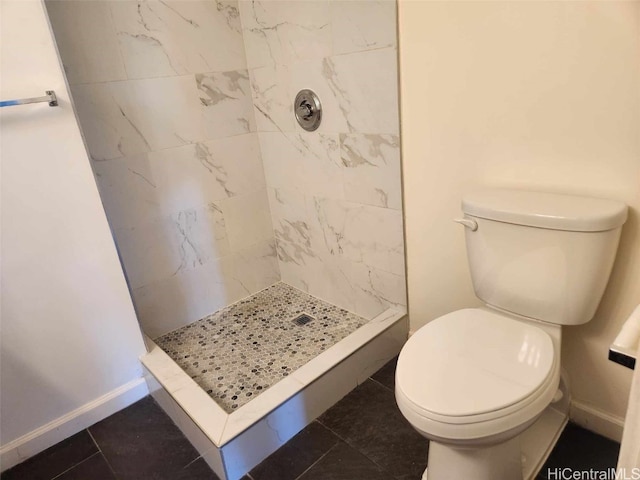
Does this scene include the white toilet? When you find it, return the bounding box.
[396,188,628,480]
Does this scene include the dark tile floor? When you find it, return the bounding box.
[1,357,620,480]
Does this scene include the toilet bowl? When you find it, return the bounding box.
[395,188,628,480]
[396,308,559,444]
[396,308,561,479]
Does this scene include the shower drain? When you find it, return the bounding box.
[292,313,314,326]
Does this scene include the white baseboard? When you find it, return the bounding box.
[570,400,625,442]
[0,378,149,472]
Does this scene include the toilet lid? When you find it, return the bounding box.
[396,309,554,418]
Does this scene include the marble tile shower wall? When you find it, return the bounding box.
[48,0,405,337]
[46,0,279,338]
[239,1,407,319]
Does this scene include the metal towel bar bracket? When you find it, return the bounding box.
[1,90,58,108]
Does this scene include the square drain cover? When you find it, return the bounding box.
[293,314,314,326]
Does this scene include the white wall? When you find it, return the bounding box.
[400,0,640,437]
[0,0,147,466]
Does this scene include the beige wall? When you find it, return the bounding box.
[399,0,640,437]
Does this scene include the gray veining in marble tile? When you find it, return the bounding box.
[320,49,400,134]
[340,134,402,210]
[249,64,295,132]
[110,0,246,78]
[239,0,332,69]
[197,70,256,138]
[329,0,397,55]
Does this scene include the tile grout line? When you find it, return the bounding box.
[49,451,102,480]
[86,429,120,479]
[86,428,101,453]
[361,377,408,480]
[181,454,204,470]
[292,442,341,480]
[368,376,394,393]
[45,429,108,480]
[315,417,397,479]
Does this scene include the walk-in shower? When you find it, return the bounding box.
[46,1,406,478]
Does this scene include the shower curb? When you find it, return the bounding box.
[142,308,407,480]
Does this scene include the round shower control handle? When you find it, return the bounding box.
[294,89,322,131]
[296,101,314,120]
[453,218,478,231]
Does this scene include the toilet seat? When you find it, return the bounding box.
[396,308,560,442]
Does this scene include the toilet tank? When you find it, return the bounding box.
[461,189,628,325]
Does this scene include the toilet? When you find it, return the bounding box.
[395,188,628,480]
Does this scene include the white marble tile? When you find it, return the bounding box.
[114,216,186,290]
[312,48,400,134]
[111,75,206,148]
[311,197,405,276]
[72,76,204,161]
[201,133,266,196]
[232,238,281,295]
[142,342,197,394]
[249,64,295,132]
[350,262,407,319]
[148,144,230,212]
[218,189,275,252]
[197,70,256,139]
[311,255,360,314]
[268,187,320,264]
[276,247,317,294]
[133,255,248,338]
[171,383,229,447]
[259,132,343,198]
[149,134,265,213]
[221,413,291,480]
[276,244,357,314]
[268,187,338,298]
[269,188,405,316]
[109,0,246,79]
[268,187,309,234]
[173,205,232,266]
[220,374,305,445]
[329,0,397,55]
[46,0,127,85]
[278,241,406,320]
[92,153,160,230]
[71,83,150,161]
[238,0,331,69]
[142,341,230,446]
[340,133,402,210]
[115,202,234,290]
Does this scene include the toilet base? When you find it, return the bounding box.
[419,375,569,480]
[426,436,522,480]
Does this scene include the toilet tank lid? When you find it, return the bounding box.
[462,189,628,232]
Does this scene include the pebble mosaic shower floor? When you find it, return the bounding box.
[155,282,369,413]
